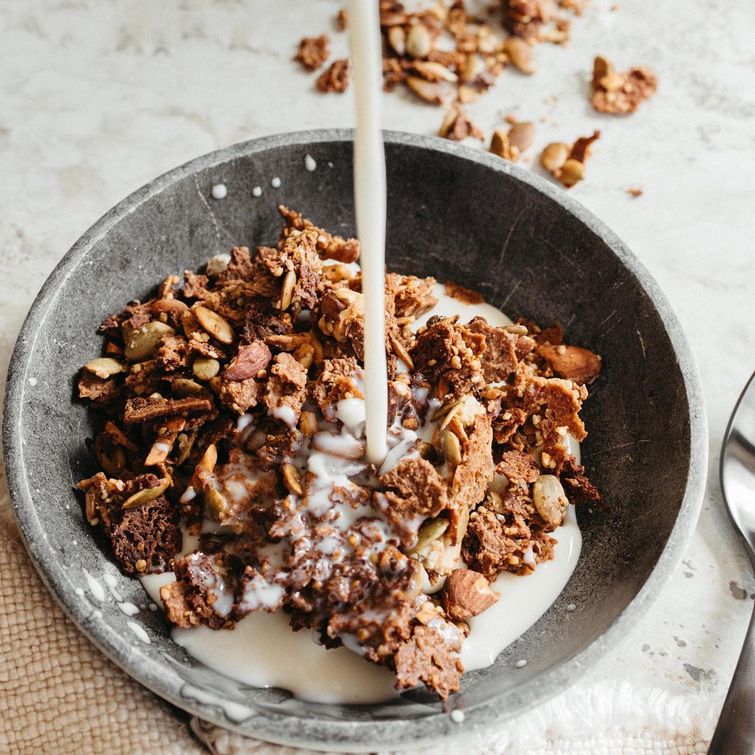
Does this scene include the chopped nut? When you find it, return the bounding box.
[316,59,349,93]
[443,568,499,621]
[538,343,602,384]
[296,34,329,71]
[532,474,569,528]
[503,37,535,74]
[405,75,447,105]
[591,55,658,115]
[439,106,483,141]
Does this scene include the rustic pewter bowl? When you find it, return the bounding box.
[3,130,706,751]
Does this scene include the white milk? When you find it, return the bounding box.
[347,0,388,464]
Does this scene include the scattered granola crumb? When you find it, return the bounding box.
[296,34,330,71]
[591,55,658,115]
[439,106,484,142]
[316,58,350,93]
[627,187,643,198]
[335,8,348,31]
[540,130,600,188]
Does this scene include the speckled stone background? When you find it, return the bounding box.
[0,0,753,752]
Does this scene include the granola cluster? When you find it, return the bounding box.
[76,209,601,699]
[296,3,658,190]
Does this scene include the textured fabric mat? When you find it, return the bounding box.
[0,471,714,754]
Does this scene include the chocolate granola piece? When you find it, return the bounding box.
[278,206,360,264]
[462,500,554,580]
[492,406,528,445]
[218,376,261,415]
[466,317,519,382]
[183,271,211,299]
[318,287,365,359]
[393,623,463,699]
[310,357,364,421]
[438,106,484,141]
[316,58,349,93]
[77,373,122,406]
[296,34,330,71]
[224,341,272,382]
[166,552,239,629]
[154,335,191,372]
[444,281,484,305]
[560,457,603,505]
[160,581,200,628]
[591,55,657,115]
[449,407,496,511]
[123,396,214,424]
[388,273,438,318]
[537,343,601,385]
[110,494,181,576]
[523,375,587,442]
[242,297,294,343]
[263,353,308,427]
[411,317,485,397]
[497,450,540,485]
[378,459,450,546]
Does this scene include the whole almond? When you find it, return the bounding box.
[443,568,499,621]
[503,37,535,74]
[406,23,431,59]
[508,121,535,153]
[224,341,272,381]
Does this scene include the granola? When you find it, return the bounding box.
[591,55,657,115]
[76,208,602,699]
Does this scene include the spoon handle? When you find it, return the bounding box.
[709,604,755,754]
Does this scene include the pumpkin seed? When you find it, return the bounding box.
[83,357,126,379]
[122,479,170,509]
[279,270,297,311]
[174,431,196,466]
[192,357,220,381]
[406,23,431,58]
[410,517,449,555]
[405,76,446,105]
[412,61,457,83]
[172,378,204,397]
[281,463,303,496]
[124,321,175,362]
[541,142,569,173]
[388,25,406,55]
[558,158,584,188]
[503,37,535,74]
[389,334,414,370]
[204,486,228,518]
[441,429,462,466]
[299,410,319,436]
[504,323,528,335]
[532,474,569,528]
[193,305,235,344]
[508,121,535,153]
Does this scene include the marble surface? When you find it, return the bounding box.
[1,0,754,744]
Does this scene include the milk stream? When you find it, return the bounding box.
[347,0,388,464]
[139,290,583,705]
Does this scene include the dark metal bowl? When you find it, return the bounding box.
[2,130,707,751]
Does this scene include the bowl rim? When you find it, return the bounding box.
[2,128,708,751]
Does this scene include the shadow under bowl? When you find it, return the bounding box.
[2,130,707,752]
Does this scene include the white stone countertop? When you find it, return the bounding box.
[1,0,754,748]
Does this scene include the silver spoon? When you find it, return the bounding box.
[709,372,755,754]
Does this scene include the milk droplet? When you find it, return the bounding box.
[211,183,227,200]
[28,377,37,386]
[252,186,262,197]
[304,154,317,172]
[515,659,528,668]
[83,569,106,602]
[118,602,140,616]
[566,603,577,612]
[128,621,151,644]
[271,176,281,188]
[450,709,465,723]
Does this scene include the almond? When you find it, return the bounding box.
[443,568,499,621]
[537,344,602,384]
[224,341,272,381]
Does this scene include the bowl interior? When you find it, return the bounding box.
[4,131,701,750]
